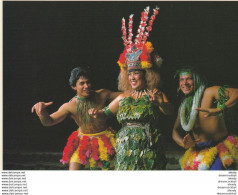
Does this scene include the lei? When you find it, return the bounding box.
[180,85,205,132]
[76,95,95,126]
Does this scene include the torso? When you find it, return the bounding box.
[69,90,109,134]
[191,87,228,142]
[115,93,165,170]
[117,94,159,124]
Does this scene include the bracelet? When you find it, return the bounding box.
[102,106,113,118]
[218,103,227,117]
[220,103,227,113]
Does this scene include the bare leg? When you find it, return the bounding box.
[69,162,83,170]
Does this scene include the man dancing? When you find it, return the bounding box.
[172,67,238,170]
[32,67,120,170]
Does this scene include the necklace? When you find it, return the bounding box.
[76,95,95,126]
[180,85,205,132]
[130,89,151,99]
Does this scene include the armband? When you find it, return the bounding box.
[219,103,227,115]
[102,106,113,118]
[217,85,229,117]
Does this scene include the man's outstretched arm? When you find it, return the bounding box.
[32,102,70,126]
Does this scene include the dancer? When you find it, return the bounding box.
[89,7,173,170]
[32,67,120,170]
[172,67,238,170]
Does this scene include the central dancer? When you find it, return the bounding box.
[89,6,173,170]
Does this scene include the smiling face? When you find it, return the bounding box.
[72,76,92,98]
[128,69,146,90]
[179,74,194,95]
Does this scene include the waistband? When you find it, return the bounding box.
[122,122,148,128]
[122,122,152,147]
[195,134,229,149]
[78,130,107,137]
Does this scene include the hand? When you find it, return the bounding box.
[88,108,102,119]
[195,107,222,117]
[31,102,53,116]
[183,134,200,149]
[148,89,163,102]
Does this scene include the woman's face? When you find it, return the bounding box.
[128,69,146,90]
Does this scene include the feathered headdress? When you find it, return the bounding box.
[117,6,160,70]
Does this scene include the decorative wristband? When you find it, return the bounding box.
[219,103,227,114]
[102,106,113,118]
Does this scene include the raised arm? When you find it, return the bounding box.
[220,87,238,109]
[32,102,70,126]
[196,86,238,117]
[109,91,122,102]
[88,94,125,118]
[151,90,174,115]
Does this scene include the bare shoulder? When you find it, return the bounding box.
[116,93,129,101]
[203,86,220,97]
[59,98,76,112]
[95,89,112,97]
[95,88,111,93]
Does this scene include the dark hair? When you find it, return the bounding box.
[174,66,207,92]
[69,66,92,87]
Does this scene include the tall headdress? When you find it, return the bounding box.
[117,6,160,70]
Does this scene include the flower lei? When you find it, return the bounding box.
[180,135,238,170]
[180,85,205,132]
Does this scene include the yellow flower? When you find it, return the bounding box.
[224,140,238,163]
[189,151,198,168]
[89,157,96,168]
[98,137,109,161]
[141,61,152,69]
[105,131,116,148]
[202,147,218,167]
[180,148,192,168]
[117,61,126,70]
[145,42,154,53]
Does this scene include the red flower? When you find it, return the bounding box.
[192,161,199,170]
[154,9,159,15]
[97,161,103,168]
[216,142,229,160]
[101,135,115,155]
[184,165,190,170]
[227,136,238,147]
[60,131,80,164]
[91,137,100,161]
[78,136,92,165]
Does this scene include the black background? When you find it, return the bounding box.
[3,1,238,153]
